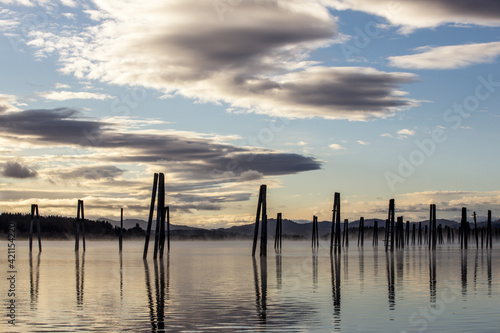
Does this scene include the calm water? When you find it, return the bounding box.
[1,240,499,332]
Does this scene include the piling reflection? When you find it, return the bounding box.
[313,254,318,289]
[275,254,282,289]
[29,253,41,308]
[253,256,267,324]
[144,255,170,332]
[359,247,364,290]
[487,249,492,296]
[75,252,85,308]
[330,252,341,331]
[461,250,467,296]
[386,251,395,310]
[429,250,437,305]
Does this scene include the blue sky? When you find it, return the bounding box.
[0,0,499,227]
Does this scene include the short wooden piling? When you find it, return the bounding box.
[473,212,479,249]
[412,223,416,245]
[29,204,42,253]
[372,220,378,247]
[358,217,364,247]
[312,215,319,252]
[343,218,349,247]
[388,199,395,252]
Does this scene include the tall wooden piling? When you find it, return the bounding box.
[330,192,341,254]
[75,200,85,252]
[343,218,349,247]
[473,212,479,249]
[429,204,437,250]
[386,199,395,252]
[461,207,468,249]
[143,173,158,259]
[119,208,123,252]
[252,185,268,257]
[274,212,282,253]
[29,204,42,253]
[406,221,410,246]
[153,173,165,259]
[487,210,492,249]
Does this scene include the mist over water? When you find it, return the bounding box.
[2,240,499,332]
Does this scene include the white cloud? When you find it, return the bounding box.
[19,0,418,121]
[38,90,112,101]
[357,140,370,145]
[325,0,500,33]
[329,143,345,151]
[397,128,415,137]
[389,41,500,69]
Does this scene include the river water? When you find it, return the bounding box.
[1,240,499,332]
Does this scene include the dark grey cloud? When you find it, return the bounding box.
[57,165,124,180]
[1,161,38,179]
[0,108,321,179]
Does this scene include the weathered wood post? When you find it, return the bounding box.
[487,210,492,249]
[274,212,282,253]
[166,206,170,253]
[461,207,468,249]
[119,208,123,252]
[143,173,158,259]
[389,199,395,252]
[344,219,349,248]
[312,215,319,252]
[330,192,341,254]
[473,212,479,249]
[252,184,268,257]
[430,204,437,250]
[29,204,42,253]
[75,200,85,252]
[153,173,165,259]
[412,223,416,245]
[405,221,410,246]
[358,217,364,247]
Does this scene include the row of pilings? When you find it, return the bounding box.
[251,184,496,256]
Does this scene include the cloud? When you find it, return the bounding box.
[397,128,415,137]
[329,143,345,151]
[38,90,113,101]
[327,0,500,32]
[1,161,38,178]
[388,41,500,69]
[56,165,124,180]
[238,170,264,182]
[17,0,418,120]
[357,140,370,145]
[0,107,322,179]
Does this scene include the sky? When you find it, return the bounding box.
[0,0,499,228]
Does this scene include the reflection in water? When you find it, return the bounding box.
[487,249,492,296]
[29,253,41,308]
[386,251,395,310]
[119,251,123,299]
[461,250,467,296]
[374,248,378,278]
[429,250,437,305]
[359,247,364,290]
[396,250,404,291]
[275,254,282,289]
[253,256,267,324]
[75,252,85,308]
[330,253,341,331]
[313,254,318,289]
[144,256,170,332]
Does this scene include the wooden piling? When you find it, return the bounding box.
[487,210,492,249]
[166,206,170,253]
[252,185,268,257]
[119,208,123,252]
[29,204,42,253]
[153,173,165,259]
[344,219,349,248]
[312,215,319,252]
[358,217,364,247]
[330,192,341,254]
[473,212,478,249]
[412,223,416,245]
[143,173,158,259]
[274,212,282,253]
[461,207,468,249]
[75,200,85,252]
